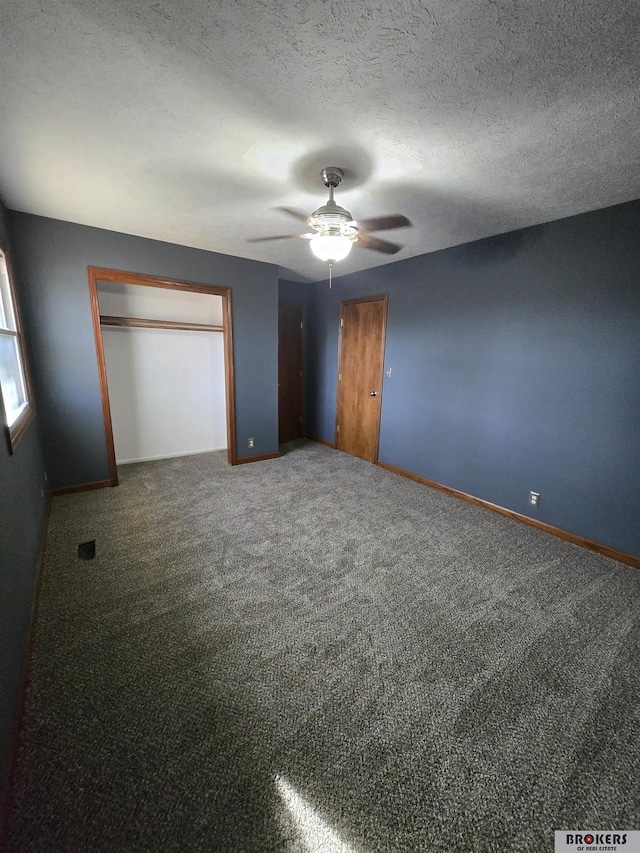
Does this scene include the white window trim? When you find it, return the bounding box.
[0,245,33,453]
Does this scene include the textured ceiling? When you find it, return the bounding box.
[1,0,639,282]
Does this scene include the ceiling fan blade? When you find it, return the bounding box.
[356,233,402,254]
[356,214,412,232]
[274,206,311,225]
[246,233,313,243]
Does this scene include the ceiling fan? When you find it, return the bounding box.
[247,167,411,265]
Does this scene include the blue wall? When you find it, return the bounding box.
[0,202,48,794]
[278,279,310,305]
[307,199,640,558]
[8,213,280,488]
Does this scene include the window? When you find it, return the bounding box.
[0,246,32,452]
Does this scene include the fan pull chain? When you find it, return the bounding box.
[329,263,332,289]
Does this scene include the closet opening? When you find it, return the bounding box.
[88,267,236,486]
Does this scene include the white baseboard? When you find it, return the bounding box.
[117,447,227,465]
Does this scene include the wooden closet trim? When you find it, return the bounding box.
[88,266,237,486]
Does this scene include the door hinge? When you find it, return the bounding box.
[340,318,344,327]
[336,424,340,432]
[300,370,303,377]
[300,321,304,329]
[338,372,342,382]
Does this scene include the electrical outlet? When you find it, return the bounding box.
[529,491,540,508]
[248,438,254,449]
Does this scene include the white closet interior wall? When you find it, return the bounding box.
[98,281,227,464]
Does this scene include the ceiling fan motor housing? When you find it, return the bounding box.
[309,201,357,238]
[310,168,357,241]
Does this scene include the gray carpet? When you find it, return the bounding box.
[7,440,640,852]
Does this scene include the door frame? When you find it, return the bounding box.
[334,293,388,462]
[88,266,237,486]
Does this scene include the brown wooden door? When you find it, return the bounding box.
[278,303,304,443]
[335,295,387,462]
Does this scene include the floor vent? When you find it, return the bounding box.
[78,540,96,560]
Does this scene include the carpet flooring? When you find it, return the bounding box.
[6,440,640,851]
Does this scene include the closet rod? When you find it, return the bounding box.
[100,315,223,333]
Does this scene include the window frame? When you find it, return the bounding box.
[0,243,33,453]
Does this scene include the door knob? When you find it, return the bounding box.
[369,391,378,396]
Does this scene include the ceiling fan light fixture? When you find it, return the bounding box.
[309,232,353,263]
[247,165,410,264]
